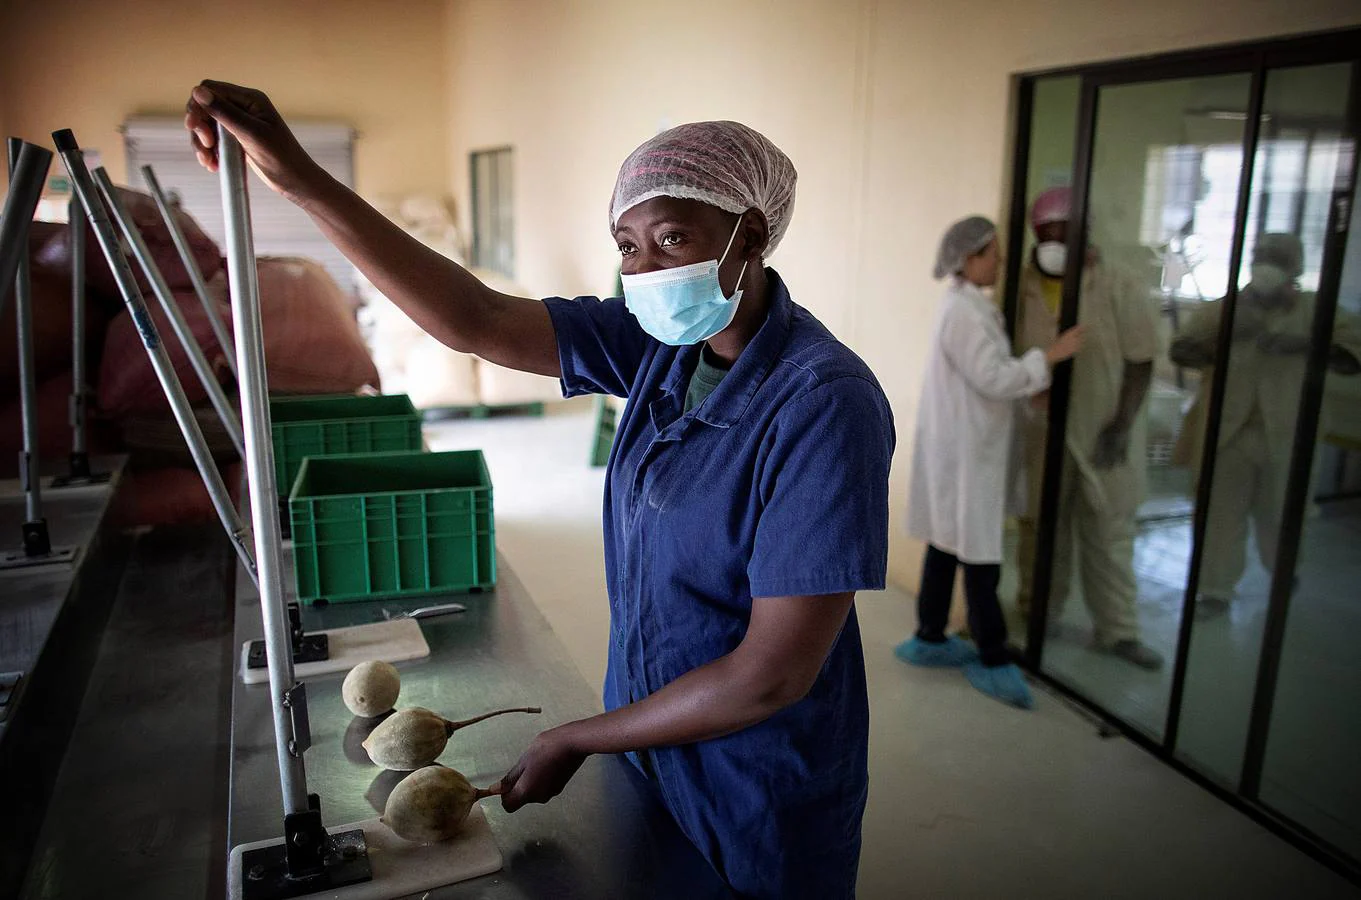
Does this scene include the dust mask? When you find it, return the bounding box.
[1035,241,1068,278]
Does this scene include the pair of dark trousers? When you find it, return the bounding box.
[916,544,1009,667]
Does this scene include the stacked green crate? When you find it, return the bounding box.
[269,394,423,494]
[289,450,495,604]
[268,394,497,603]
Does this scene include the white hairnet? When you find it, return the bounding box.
[610,121,797,256]
[933,216,996,279]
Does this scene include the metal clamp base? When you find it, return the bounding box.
[51,454,111,488]
[239,826,371,900]
[0,525,76,570]
[21,519,50,557]
[246,602,330,670]
[50,473,112,488]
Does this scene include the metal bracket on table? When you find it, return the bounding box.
[281,681,312,757]
[0,515,77,570]
[50,468,112,489]
[246,603,330,671]
[50,391,111,487]
[240,794,371,900]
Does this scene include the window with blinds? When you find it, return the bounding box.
[122,116,357,293]
[470,147,514,278]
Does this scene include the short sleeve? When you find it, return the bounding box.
[748,377,896,598]
[1111,269,1160,363]
[543,296,653,398]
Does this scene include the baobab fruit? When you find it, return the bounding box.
[381,765,500,843]
[342,661,401,718]
[362,705,542,770]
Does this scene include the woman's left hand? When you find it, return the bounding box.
[500,726,589,812]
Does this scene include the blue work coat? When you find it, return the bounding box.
[543,269,894,899]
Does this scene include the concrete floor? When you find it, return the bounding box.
[425,399,1358,899]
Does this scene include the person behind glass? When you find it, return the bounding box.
[1170,233,1361,618]
[1015,188,1166,671]
[900,216,1083,708]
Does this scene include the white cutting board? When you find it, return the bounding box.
[226,805,503,899]
[239,617,430,685]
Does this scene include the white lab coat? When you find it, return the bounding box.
[907,279,1050,564]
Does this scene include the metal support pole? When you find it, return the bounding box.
[218,125,309,817]
[141,165,238,380]
[93,168,246,460]
[68,195,91,478]
[7,139,51,556]
[0,140,48,338]
[51,129,258,583]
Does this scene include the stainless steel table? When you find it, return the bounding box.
[0,459,131,898]
[229,552,731,899]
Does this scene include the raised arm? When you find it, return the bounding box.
[186,80,559,377]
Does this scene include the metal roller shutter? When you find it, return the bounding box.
[123,116,357,293]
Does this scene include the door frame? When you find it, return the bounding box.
[1004,26,1361,884]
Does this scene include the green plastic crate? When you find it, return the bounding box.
[289,450,496,604]
[269,394,423,497]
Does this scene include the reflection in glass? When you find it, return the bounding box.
[1257,78,1361,860]
[1175,63,1355,787]
[1018,73,1256,738]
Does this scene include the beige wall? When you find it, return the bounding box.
[4,0,1356,591]
[0,0,450,198]
[444,0,1361,591]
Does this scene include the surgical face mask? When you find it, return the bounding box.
[1035,241,1067,278]
[622,218,749,346]
[1250,262,1291,296]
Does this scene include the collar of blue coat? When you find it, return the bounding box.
[657,266,794,429]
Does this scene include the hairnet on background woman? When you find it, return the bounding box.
[933,215,997,280]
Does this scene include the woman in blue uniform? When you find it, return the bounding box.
[187,82,894,899]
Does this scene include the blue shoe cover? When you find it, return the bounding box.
[963,661,1034,709]
[894,636,978,668]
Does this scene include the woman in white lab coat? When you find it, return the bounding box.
[900,216,1083,709]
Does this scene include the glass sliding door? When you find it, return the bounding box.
[1175,61,1357,789]
[1252,63,1361,863]
[1028,72,1254,739]
[1005,28,1361,881]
